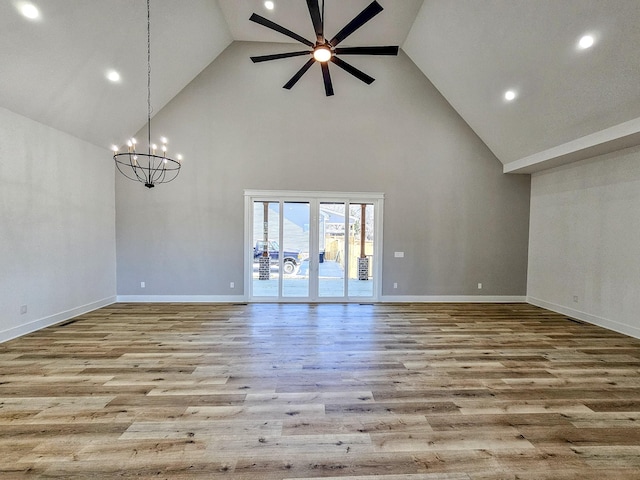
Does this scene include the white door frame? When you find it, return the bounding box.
[244,190,384,302]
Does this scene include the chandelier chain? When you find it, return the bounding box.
[147,0,152,150]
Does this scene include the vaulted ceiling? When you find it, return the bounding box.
[2,0,639,173]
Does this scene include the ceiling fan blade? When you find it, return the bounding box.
[330,56,374,85]
[321,62,334,96]
[283,58,316,90]
[329,1,384,47]
[334,46,399,56]
[251,51,311,63]
[306,0,323,42]
[250,13,315,47]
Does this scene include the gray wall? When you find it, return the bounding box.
[0,107,116,342]
[116,41,531,298]
[528,146,640,337]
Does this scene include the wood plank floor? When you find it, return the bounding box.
[1,303,640,479]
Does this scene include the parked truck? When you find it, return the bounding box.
[254,241,304,275]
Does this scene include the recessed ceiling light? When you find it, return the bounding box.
[578,34,595,49]
[504,90,517,101]
[264,1,274,10]
[18,2,39,19]
[107,70,121,82]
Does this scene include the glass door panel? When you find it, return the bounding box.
[318,202,346,298]
[252,201,280,297]
[282,202,310,297]
[348,203,374,297]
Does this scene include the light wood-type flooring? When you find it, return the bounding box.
[2,302,640,479]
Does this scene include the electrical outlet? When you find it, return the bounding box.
[573,295,578,303]
[141,281,145,288]
[393,282,398,289]
[230,282,235,289]
[478,283,482,289]
[20,305,27,315]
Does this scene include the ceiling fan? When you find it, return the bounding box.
[249,0,399,96]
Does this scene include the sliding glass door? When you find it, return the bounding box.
[246,191,382,302]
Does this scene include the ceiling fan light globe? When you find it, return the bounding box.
[313,47,332,62]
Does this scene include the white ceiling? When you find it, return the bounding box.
[404,0,640,171]
[0,0,232,149]
[218,0,423,46]
[2,0,639,172]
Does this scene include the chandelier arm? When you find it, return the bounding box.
[149,155,181,184]
[151,161,166,185]
[162,159,181,183]
[131,156,150,184]
[115,154,148,184]
[166,173,179,183]
[149,154,169,182]
[115,158,136,182]
[129,154,150,184]
[157,166,168,184]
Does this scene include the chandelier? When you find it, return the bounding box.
[112,0,182,188]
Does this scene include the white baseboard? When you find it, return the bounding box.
[0,296,117,344]
[116,295,247,303]
[381,295,527,303]
[527,296,640,340]
[117,294,526,304]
